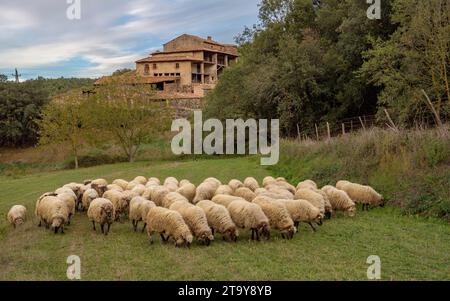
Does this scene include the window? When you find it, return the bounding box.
[154,73,158,77]
[165,73,170,76]
[175,63,180,69]
[144,64,149,75]
[176,73,180,77]
[153,63,157,69]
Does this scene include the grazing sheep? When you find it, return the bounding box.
[177,183,197,203]
[276,177,287,182]
[56,193,76,224]
[162,192,189,209]
[265,185,295,200]
[234,187,257,202]
[63,183,84,203]
[164,177,179,186]
[7,205,27,228]
[87,198,115,236]
[36,196,68,234]
[215,185,234,196]
[147,186,170,207]
[92,179,108,187]
[113,179,129,190]
[103,190,129,221]
[133,176,148,185]
[81,189,99,211]
[252,196,296,239]
[132,184,147,196]
[227,200,271,241]
[179,179,191,187]
[126,181,140,191]
[205,177,222,187]
[228,179,244,191]
[336,181,385,210]
[297,180,318,190]
[146,207,193,248]
[312,189,334,219]
[196,200,239,242]
[107,184,124,192]
[129,197,156,232]
[170,201,214,246]
[276,199,323,232]
[122,190,140,205]
[262,176,276,187]
[256,188,294,201]
[321,186,357,217]
[269,181,296,194]
[244,177,260,191]
[55,187,77,200]
[295,189,326,217]
[35,192,57,215]
[165,182,179,192]
[193,181,219,204]
[77,184,90,210]
[91,181,107,198]
[212,195,246,208]
[147,177,161,186]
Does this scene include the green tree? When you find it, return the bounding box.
[0,74,7,82]
[38,90,88,169]
[89,76,172,162]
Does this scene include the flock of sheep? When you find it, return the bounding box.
[7,176,385,247]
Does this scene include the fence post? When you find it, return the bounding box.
[359,117,366,131]
[342,123,346,135]
[315,124,319,141]
[327,122,331,140]
[297,124,301,142]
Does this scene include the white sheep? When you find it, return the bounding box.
[212,195,246,208]
[297,180,318,190]
[196,200,239,242]
[87,198,115,235]
[193,181,219,204]
[322,186,356,216]
[256,188,294,200]
[7,205,27,228]
[262,176,276,187]
[36,196,69,234]
[126,181,140,191]
[252,196,296,239]
[147,177,161,186]
[244,177,260,191]
[177,183,197,203]
[295,189,326,217]
[164,177,179,186]
[56,193,76,225]
[234,187,257,202]
[276,199,324,232]
[162,192,190,209]
[336,181,385,210]
[82,189,99,211]
[113,179,129,190]
[133,176,148,185]
[215,185,234,196]
[103,190,129,221]
[146,186,170,207]
[228,179,244,191]
[170,201,214,246]
[205,177,222,186]
[129,197,156,232]
[107,184,124,192]
[265,185,295,200]
[227,200,271,241]
[146,207,193,248]
[132,184,147,196]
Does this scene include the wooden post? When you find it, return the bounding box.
[315,124,319,141]
[384,109,399,132]
[351,120,354,131]
[297,124,301,142]
[359,117,366,131]
[326,122,331,140]
[342,123,346,135]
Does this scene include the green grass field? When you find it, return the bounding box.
[1,157,449,280]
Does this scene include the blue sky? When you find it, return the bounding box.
[0,0,260,80]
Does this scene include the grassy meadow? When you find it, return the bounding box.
[1,157,449,281]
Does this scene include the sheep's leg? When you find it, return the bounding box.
[92,221,96,231]
[107,223,111,235]
[281,233,286,239]
[251,229,255,241]
[256,230,261,242]
[160,234,168,243]
[142,223,147,233]
[211,228,215,236]
[294,221,300,231]
[38,220,42,227]
[61,226,65,234]
[101,224,105,234]
[132,220,137,232]
[308,222,316,232]
[148,232,154,245]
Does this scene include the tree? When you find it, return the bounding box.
[112,69,133,76]
[361,0,450,125]
[38,90,88,169]
[89,76,172,162]
[0,74,7,82]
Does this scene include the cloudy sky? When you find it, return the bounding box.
[0,0,260,80]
